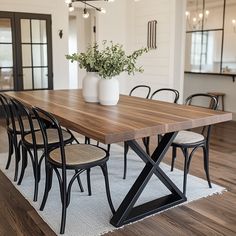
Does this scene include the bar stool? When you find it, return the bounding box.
[207,92,225,111]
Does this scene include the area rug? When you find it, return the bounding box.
[0,144,225,236]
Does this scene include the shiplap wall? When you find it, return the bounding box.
[125,0,186,102]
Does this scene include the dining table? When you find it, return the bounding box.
[5,89,232,227]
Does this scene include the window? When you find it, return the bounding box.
[191,32,208,66]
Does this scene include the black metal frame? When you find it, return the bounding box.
[111,132,186,227]
[69,0,109,12]
[170,93,218,195]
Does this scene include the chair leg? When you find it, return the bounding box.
[13,136,20,182]
[17,146,28,185]
[85,137,90,144]
[87,169,92,196]
[146,137,150,155]
[40,165,53,211]
[203,146,212,188]
[107,144,111,154]
[100,163,115,214]
[75,170,84,192]
[186,151,194,174]
[60,174,67,234]
[171,146,177,172]
[123,141,129,180]
[33,154,39,202]
[142,137,150,155]
[182,148,189,196]
[6,133,13,170]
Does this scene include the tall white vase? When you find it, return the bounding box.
[82,72,99,103]
[98,78,119,105]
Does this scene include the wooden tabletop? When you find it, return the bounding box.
[5,89,232,144]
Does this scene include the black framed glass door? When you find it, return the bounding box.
[0,11,53,91]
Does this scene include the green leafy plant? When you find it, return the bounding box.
[66,41,148,79]
[66,43,101,73]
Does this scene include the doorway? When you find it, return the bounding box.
[68,9,96,89]
[0,11,53,91]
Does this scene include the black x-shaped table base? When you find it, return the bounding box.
[110,132,187,227]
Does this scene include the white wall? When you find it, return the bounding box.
[96,0,128,94]
[68,15,78,89]
[0,0,70,90]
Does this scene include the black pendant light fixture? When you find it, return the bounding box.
[65,0,115,17]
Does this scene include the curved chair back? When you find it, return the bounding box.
[185,93,218,110]
[150,88,179,103]
[0,94,12,127]
[32,107,67,168]
[185,93,218,142]
[129,85,151,99]
[10,98,39,144]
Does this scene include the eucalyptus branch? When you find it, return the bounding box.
[66,41,148,79]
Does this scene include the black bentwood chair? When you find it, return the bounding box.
[122,85,152,179]
[150,88,179,103]
[10,98,78,202]
[0,94,41,181]
[150,88,180,145]
[123,88,179,180]
[171,93,218,195]
[33,107,115,234]
[129,85,151,98]
[0,94,18,178]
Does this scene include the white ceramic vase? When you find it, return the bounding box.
[82,72,100,103]
[98,78,119,106]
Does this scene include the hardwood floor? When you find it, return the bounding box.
[0,120,235,235]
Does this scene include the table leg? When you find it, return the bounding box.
[110,132,187,227]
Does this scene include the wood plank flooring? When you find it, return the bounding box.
[0,120,235,235]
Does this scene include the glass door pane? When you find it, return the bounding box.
[0,68,13,90]
[20,18,49,90]
[0,17,14,90]
[0,11,53,92]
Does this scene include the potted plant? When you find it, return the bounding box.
[66,43,101,103]
[66,41,148,105]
